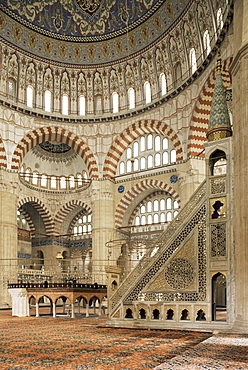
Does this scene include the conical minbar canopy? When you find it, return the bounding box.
[207,57,232,142]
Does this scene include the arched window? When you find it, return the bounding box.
[126,147,132,159]
[140,137,145,152]
[128,87,135,109]
[153,200,159,212]
[155,153,161,166]
[163,151,169,165]
[154,213,159,223]
[119,162,125,175]
[155,136,161,151]
[41,174,47,188]
[25,168,31,182]
[147,134,153,150]
[140,157,146,169]
[62,94,69,115]
[160,199,165,210]
[189,48,197,74]
[133,142,139,157]
[32,172,38,185]
[203,30,211,55]
[77,174,83,187]
[44,90,51,112]
[118,133,177,174]
[131,192,180,230]
[69,175,75,188]
[160,73,167,96]
[163,138,168,149]
[133,158,139,171]
[60,176,67,189]
[147,155,153,168]
[141,205,146,214]
[144,81,151,104]
[27,85,33,108]
[126,160,132,172]
[171,149,176,163]
[72,212,92,237]
[112,92,119,113]
[217,8,223,29]
[166,198,172,209]
[50,176,57,189]
[209,150,227,176]
[79,95,86,116]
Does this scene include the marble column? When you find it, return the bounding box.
[0,170,19,308]
[90,180,116,284]
[230,0,248,332]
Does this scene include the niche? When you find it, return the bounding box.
[139,308,146,319]
[180,309,189,320]
[125,308,133,319]
[209,149,227,176]
[196,309,206,321]
[166,308,174,320]
[153,308,160,320]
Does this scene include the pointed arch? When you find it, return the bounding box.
[115,179,181,228]
[11,127,98,178]
[0,136,7,168]
[187,57,232,157]
[54,200,92,235]
[103,120,183,178]
[18,208,36,238]
[18,197,54,237]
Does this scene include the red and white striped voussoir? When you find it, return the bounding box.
[19,208,36,238]
[18,197,54,237]
[11,127,99,178]
[54,200,92,234]
[188,57,232,157]
[115,179,181,228]
[0,136,7,168]
[103,120,183,178]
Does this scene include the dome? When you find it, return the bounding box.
[0,0,191,65]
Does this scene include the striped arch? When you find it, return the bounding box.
[11,126,98,178]
[18,197,54,237]
[103,120,183,178]
[188,57,232,157]
[54,200,92,235]
[115,179,181,228]
[19,208,36,238]
[0,136,7,168]
[128,190,175,226]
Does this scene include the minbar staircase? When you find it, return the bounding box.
[109,180,207,318]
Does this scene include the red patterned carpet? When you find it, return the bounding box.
[0,310,247,370]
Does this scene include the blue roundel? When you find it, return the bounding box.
[170,175,178,184]
[118,185,125,193]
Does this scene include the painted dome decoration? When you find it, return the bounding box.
[3,0,188,40]
[0,0,191,66]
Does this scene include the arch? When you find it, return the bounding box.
[128,190,179,227]
[11,127,98,178]
[18,207,35,237]
[188,57,232,157]
[0,136,7,168]
[54,200,92,235]
[18,197,54,237]
[212,272,226,321]
[103,120,183,178]
[115,179,181,228]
